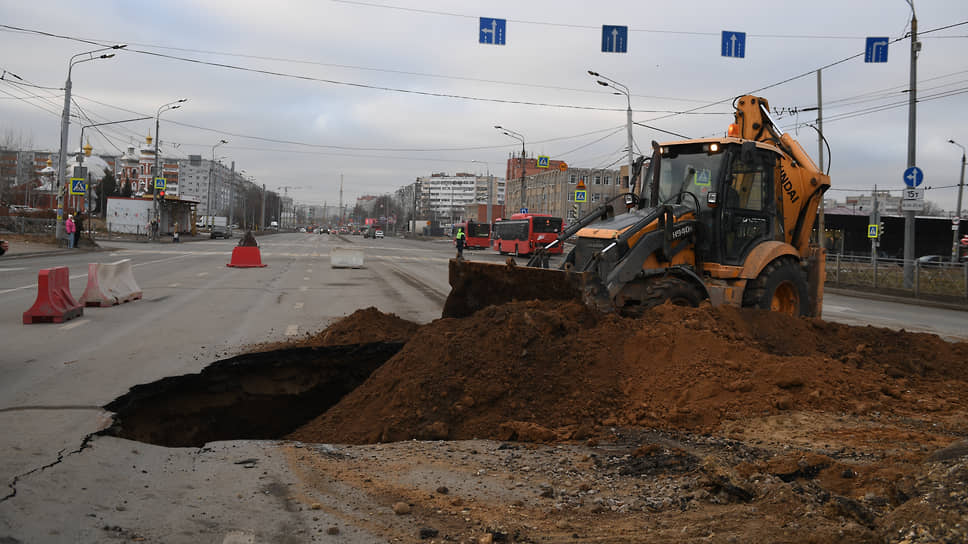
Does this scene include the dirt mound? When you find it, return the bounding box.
[305,307,419,347]
[288,301,968,444]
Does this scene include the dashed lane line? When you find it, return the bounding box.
[59,319,89,331]
[293,302,304,310]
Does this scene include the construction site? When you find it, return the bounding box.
[101,300,968,543]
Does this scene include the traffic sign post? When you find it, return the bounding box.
[575,190,587,203]
[867,224,879,239]
[69,177,86,196]
[519,207,528,214]
[864,37,889,63]
[601,25,628,53]
[903,166,923,187]
[479,18,506,45]
[154,177,166,191]
[721,31,746,58]
[537,156,549,168]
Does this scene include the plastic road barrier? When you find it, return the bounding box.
[227,246,267,268]
[79,259,143,307]
[330,247,365,269]
[23,267,84,324]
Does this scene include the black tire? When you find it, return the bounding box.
[742,259,808,316]
[640,276,705,309]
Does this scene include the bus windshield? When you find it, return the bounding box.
[466,222,490,237]
[532,217,562,233]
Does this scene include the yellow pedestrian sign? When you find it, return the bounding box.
[867,224,878,238]
[575,190,587,203]
[70,177,86,196]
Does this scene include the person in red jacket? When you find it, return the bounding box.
[65,214,76,249]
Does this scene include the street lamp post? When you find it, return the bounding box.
[208,139,228,227]
[949,139,966,263]
[495,126,525,215]
[588,70,634,191]
[55,44,126,241]
[152,99,187,235]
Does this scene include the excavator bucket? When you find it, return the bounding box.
[442,258,605,318]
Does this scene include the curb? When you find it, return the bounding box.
[825,287,968,313]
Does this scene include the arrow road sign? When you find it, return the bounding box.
[721,31,746,58]
[903,166,923,188]
[70,177,86,196]
[479,17,506,45]
[865,37,889,63]
[601,25,628,53]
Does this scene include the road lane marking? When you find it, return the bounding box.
[285,324,299,336]
[168,283,181,288]
[293,302,304,310]
[59,319,89,331]
[306,269,313,273]
[197,272,209,277]
[0,267,26,272]
[303,276,310,281]
[299,285,308,292]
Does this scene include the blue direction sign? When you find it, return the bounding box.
[519,207,528,214]
[903,166,924,188]
[479,17,506,45]
[865,37,889,63]
[537,156,550,168]
[574,190,587,203]
[70,177,86,196]
[601,25,628,53]
[721,31,746,58]
[154,177,166,190]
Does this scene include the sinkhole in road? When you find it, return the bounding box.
[100,342,403,448]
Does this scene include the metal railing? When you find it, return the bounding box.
[827,254,968,300]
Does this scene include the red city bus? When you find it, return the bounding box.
[458,220,491,249]
[491,213,564,256]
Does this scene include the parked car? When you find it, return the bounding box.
[374,230,384,239]
[915,255,946,268]
[210,225,233,239]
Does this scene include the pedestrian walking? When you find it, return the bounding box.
[455,226,466,259]
[65,214,76,249]
[173,221,180,243]
[73,213,84,248]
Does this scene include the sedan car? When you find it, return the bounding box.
[375,230,384,239]
[916,255,947,268]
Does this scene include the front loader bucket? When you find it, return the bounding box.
[442,258,604,318]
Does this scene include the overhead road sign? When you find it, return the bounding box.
[721,31,746,58]
[537,156,549,168]
[865,37,889,63]
[903,166,923,188]
[479,17,506,45]
[575,190,587,203]
[601,25,628,53]
[70,177,86,196]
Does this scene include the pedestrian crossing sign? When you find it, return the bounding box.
[70,177,86,196]
[154,177,166,190]
[867,224,878,238]
[575,190,587,202]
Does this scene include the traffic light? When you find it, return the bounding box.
[879,221,885,237]
[158,189,165,198]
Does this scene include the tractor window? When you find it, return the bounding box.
[654,152,725,212]
[722,151,775,264]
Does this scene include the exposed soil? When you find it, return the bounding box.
[105,301,968,542]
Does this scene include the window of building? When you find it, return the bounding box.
[594,175,601,185]
[567,192,574,201]
[592,193,601,202]
[604,175,611,185]
[568,174,577,184]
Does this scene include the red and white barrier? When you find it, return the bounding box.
[227,246,267,268]
[23,267,84,324]
[79,259,143,307]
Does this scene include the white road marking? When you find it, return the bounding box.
[293,302,304,310]
[221,531,255,544]
[821,304,853,313]
[306,269,313,273]
[0,267,26,272]
[197,272,209,277]
[299,285,308,292]
[168,283,181,288]
[285,324,299,336]
[59,319,89,331]
[303,276,310,281]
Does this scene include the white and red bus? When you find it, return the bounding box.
[458,220,491,249]
[491,213,564,256]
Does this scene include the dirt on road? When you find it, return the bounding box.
[280,301,968,543]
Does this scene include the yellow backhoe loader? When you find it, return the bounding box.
[443,95,830,319]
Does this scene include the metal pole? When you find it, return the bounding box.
[55,74,72,241]
[817,69,825,250]
[260,184,266,229]
[520,142,526,213]
[903,3,920,287]
[871,186,878,265]
[153,113,160,230]
[949,140,965,263]
[626,95,634,191]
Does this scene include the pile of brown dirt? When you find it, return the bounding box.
[249,307,420,353]
[288,301,968,445]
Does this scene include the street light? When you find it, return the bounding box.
[588,70,634,191]
[949,139,966,263]
[152,99,187,234]
[495,125,526,215]
[472,160,494,225]
[55,43,126,240]
[208,139,228,227]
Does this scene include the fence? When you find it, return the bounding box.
[0,216,56,234]
[827,254,968,301]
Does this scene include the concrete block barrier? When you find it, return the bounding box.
[79,259,143,307]
[23,267,84,324]
[330,247,365,269]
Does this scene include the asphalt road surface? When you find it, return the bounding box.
[1,232,965,542]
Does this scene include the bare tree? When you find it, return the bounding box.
[0,128,34,151]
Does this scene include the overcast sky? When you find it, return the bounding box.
[2,0,967,212]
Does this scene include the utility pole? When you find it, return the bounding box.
[339,175,344,226]
[816,69,825,251]
[260,184,266,230]
[950,139,966,263]
[902,1,920,287]
[871,186,879,265]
